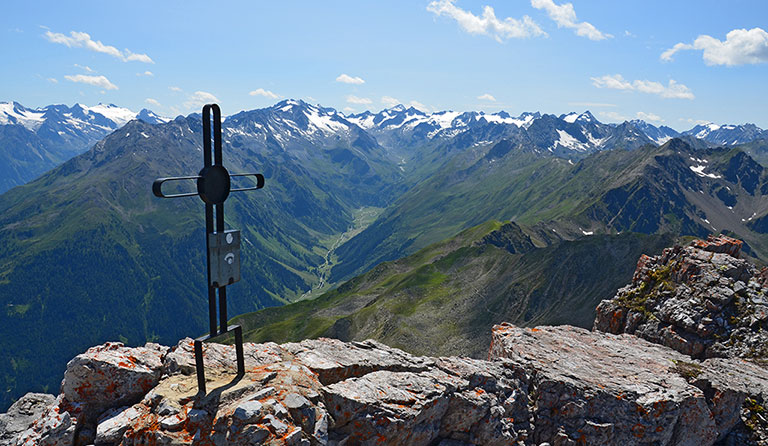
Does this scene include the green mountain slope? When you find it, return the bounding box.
[331,139,768,282]
[232,221,674,358]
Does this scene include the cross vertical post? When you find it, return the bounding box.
[152,103,265,393]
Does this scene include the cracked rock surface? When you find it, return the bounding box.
[4,326,768,446]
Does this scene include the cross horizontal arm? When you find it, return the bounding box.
[152,175,201,199]
[230,173,265,193]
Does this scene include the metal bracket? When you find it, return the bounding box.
[194,324,245,394]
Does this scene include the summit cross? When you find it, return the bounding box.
[152,103,265,393]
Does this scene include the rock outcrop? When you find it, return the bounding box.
[2,327,767,445]
[4,234,768,445]
[491,323,768,445]
[594,234,768,359]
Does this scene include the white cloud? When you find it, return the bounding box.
[184,91,219,109]
[169,86,182,92]
[661,42,693,62]
[64,74,118,90]
[249,88,280,99]
[74,63,94,72]
[336,74,365,84]
[530,0,611,40]
[343,106,355,113]
[661,27,768,66]
[591,74,694,99]
[636,111,663,122]
[346,95,372,105]
[44,30,154,63]
[145,98,161,107]
[427,0,545,42]
[477,93,496,101]
[137,70,154,77]
[46,77,58,84]
[381,96,400,107]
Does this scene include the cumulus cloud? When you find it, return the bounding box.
[184,91,219,109]
[249,88,280,99]
[47,77,58,84]
[145,98,161,107]
[636,111,663,122]
[530,0,611,40]
[136,70,154,77]
[661,27,768,66]
[477,93,497,101]
[169,86,182,92]
[64,74,118,90]
[591,74,694,99]
[427,0,545,42]
[44,30,154,63]
[346,95,373,105]
[336,74,365,84]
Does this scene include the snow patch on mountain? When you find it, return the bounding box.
[304,107,347,135]
[553,129,589,152]
[690,164,722,179]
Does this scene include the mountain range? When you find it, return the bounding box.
[0,101,168,193]
[2,98,768,411]
[4,99,768,195]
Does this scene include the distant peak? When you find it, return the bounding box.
[662,137,693,152]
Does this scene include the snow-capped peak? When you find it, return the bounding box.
[561,111,594,124]
[562,112,579,124]
[81,103,137,127]
[0,101,46,131]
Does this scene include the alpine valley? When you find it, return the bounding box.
[2,98,768,412]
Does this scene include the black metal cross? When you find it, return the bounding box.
[152,103,264,393]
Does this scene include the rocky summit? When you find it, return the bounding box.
[4,235,768,445]
[0,327,766,445]
[594,234,768,360]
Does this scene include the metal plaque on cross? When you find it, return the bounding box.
[152,103,264,393]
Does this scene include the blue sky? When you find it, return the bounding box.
[2,0,767,130]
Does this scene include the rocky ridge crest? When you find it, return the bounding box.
[594,235,768,360]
